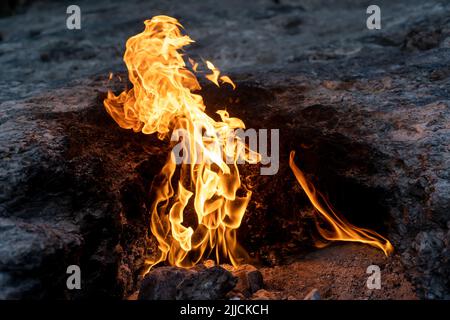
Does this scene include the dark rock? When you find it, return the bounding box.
[0,84,160,298]
[304,288,321,300]
[39,40,97,63]
[404,27,442,51]
[0,0,29,17]
[28,29,41,38]
[138,267,193,300]
[0,218,82,299]
[39,52,50,62]
[232,264,264,297]
[138,265,237,300]
[176,266,237,300]
[407,230,450,299]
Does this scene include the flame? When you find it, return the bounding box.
[104,15,258,270]
[205,60,236,89]
[188,58,198,72]
[219,75,236,90]
[289,151,393,256]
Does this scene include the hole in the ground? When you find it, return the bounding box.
[198,81,394,263]
[320,177,391,233]
[74,80,398,295]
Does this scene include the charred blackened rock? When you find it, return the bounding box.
[138,265,237,300]
[176,266,237,300]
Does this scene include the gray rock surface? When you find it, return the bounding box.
[0,81,163,298]
[0,0,449,299]
[138,267,194,300]
[251,289,280,300]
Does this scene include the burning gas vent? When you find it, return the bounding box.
[4,0,449,302]
[104,15,392,272]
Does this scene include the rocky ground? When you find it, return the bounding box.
[135,244,416,300]
[0,0,449,299]
[260,244,416,300]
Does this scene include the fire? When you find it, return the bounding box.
[289,151,393,256]
[205,61,237,89]
[104,15,258,270]
[104,15,392,271]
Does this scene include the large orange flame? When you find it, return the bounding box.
[104,15,259,271]
[289,151,393,256]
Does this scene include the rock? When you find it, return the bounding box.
[231,264,264,297]
[413,231,445,255]
[126,291,139,300]
[251,289,280,300]
[138,267,194,300]
[176,266,237,300]
[304,288,321,300]
[403,27,442,51]
[226,290,246,300]
[0,84,159,299]
[0,0,27,16]
[138,265,237,300]
[408,230,450,299]
[0,217,82,299]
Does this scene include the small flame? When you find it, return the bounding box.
[289,151,393,256]
[188,58,198,72]
[104,15,257,271]
[205,60,236,89]
[205,60,221,86]
[220,75,236,90]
